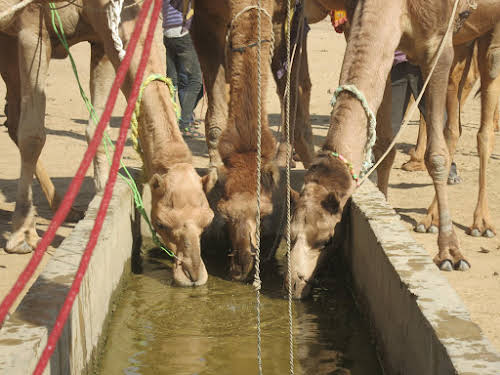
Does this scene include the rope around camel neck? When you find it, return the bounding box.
[330,84,377,175]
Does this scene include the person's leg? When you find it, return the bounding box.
[176,33,203,129]
[164,35,179,91]
[390,62,413,135]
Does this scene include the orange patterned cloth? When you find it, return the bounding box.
[329,9,347,33]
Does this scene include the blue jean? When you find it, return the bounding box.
[164,33,203,127]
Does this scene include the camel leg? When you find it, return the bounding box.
[415,44,480,233]
[469,35,499,238]
[401,113,427,171]
[420,40,469,271]
[495,100,499,131]
[289,32,314,168]
[191,7,227,168]
[87,42,113,193]
[374,77,395,197]
[5,24,51,254]
[1,35,84,224]
[272,13,314,169]
[486,23,500,79]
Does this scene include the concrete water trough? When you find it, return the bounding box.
[0,170,499,374]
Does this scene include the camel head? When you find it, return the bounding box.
[203,154,280,282]
[286,152,353,299]
[150,164,214,287]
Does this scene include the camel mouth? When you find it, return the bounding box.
[173,259,208,287]
[228,249,255,282]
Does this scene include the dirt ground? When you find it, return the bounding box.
[1,18,499,352]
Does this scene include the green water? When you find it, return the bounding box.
[97,243,382,375]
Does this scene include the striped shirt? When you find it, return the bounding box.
[162,0,192,37]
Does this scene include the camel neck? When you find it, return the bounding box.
[138,83,192,176]
[218,3,276,165]
[323,0,402,173]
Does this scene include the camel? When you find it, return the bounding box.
[0,0,214,286]
[287,0,500,299]
[192,0,294,282]
[402,42,500,174]
[192,0,314,170]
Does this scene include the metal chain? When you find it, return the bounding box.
[285,0,294,374]
[254,0,264,374]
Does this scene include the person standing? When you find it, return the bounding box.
[162,0,203,138]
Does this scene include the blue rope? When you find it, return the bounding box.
[330,84,377,174]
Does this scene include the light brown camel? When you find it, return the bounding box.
[0,0,214,286]
[193,0,291,282]
[288,0,500,299]
[402,41,500,174]
[192,0,314,170]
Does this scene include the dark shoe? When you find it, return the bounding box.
[447,162,462,185]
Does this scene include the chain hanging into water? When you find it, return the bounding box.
[254,0,264,374]
[285,0,294,373]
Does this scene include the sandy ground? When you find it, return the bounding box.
[1,18,499,352]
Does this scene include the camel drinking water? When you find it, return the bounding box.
[287,0,500,299]
[0,0,214,286]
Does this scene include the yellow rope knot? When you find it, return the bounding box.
[130,74,179,163]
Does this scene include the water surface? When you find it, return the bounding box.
[97,243,382,375]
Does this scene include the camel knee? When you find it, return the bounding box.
[477,128,494,155]
[425,153,449,183]
[18,130,45,162]
[206,126,222,150]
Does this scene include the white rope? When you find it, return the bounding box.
[0,0,35,23]
[106,0,126,61]
[253,1,263,374]
[357,0,462,186]
[285,1,294,374]
[330,84,377,174]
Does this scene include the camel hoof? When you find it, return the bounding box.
[470,228,482,237]
[427,225,438,234]
[5,240,33,254]
[439,260,453,272]
[484,229,495,238]
[455,260,471,271]
[415,224,427,233]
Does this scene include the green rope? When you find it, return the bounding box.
[330,84,377,174]
[130,74,179,163]
[49,3,176,258]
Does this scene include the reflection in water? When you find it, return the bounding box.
[97,243,382,375]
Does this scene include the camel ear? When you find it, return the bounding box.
[321,192,342,215]
[201,167,218,194]
[150,173,166,196]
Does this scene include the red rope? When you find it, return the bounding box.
[32,1,162,373]
[0,0,152,336]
